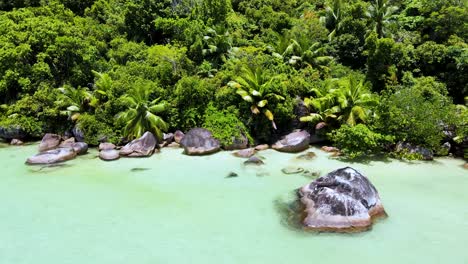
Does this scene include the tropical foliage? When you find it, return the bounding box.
[0,0,466,160]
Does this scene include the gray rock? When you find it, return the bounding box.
[99,142,116,151]
[281,167,304,175]
[167,142,181,148]
[244,156,264,165]
[254,144,269,151]
[321,146,340,153]
[0,126,27,139]
[174,130,185,144]
[26,148,77,165]
[163,133,174,143]
[436,142,451,156]
[226,172,238,178]
[39,133,61,152]
[180,128,220,155]
[272,130,310,153]
[233,148,256,158]
[99,149,120,161]
[395,142,433,160]
[72,126,85,142]
[223,133,249,150]
[10,139,24,145]
[298,167,386,232]
[120,132,157,157]
[71,142,88,155]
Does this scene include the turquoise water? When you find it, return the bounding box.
[1,143,467,264]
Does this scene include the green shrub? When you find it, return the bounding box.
[76,114,118,145]
[329,124,394,159]
[0,115,43,137]
[203,104,252,147]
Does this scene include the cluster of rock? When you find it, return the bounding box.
[99,132,158,161]
[26,134,88,165]
[297,167,386,232]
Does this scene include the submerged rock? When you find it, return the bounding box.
[302,170,321,179]
[226,172,238,178]
[39,133,61,152]
[233,148,256,158]
[282,167,304,175]
[99,149,120,161]
[296,152,316,160]
[120,132,157,157]
[272,130,310,153]
[298,167,386,232]
[180,128,220,155]
[26,148,77,165]
[244,156,264,165]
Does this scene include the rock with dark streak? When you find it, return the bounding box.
[298,167,386,232]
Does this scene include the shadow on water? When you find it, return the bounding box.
[28,163,72,173]
[131,167,151,172]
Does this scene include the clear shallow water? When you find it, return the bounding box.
[0,143,467,264]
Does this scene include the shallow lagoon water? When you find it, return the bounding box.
[1,143,467,264]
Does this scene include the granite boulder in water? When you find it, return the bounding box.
[180,128,220,155]
[272,130,310,153]
[298,167,386,232]
[26,148,77,165]
[120,132,157,157]
[38,133,61,152]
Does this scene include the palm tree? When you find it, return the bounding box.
[116,85,168,140]
[320,0,345,41]
[334,75,378,126]
[283,39,333,71]
[366,0,398,38]
[300,79,341,129]
[91,70,113,102]
[202,25,232,65]
[300,75,377,128]
[227,66,285,129]
[57,85,94,122]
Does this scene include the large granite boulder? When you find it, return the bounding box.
[180,128,220,155]
[120,132,157,157]
[0,126,27,139]
[39,133,61,152]
[26,148,77,165]
[99,149,120,161]
[272,130,310,153]
[298,167,386,232]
